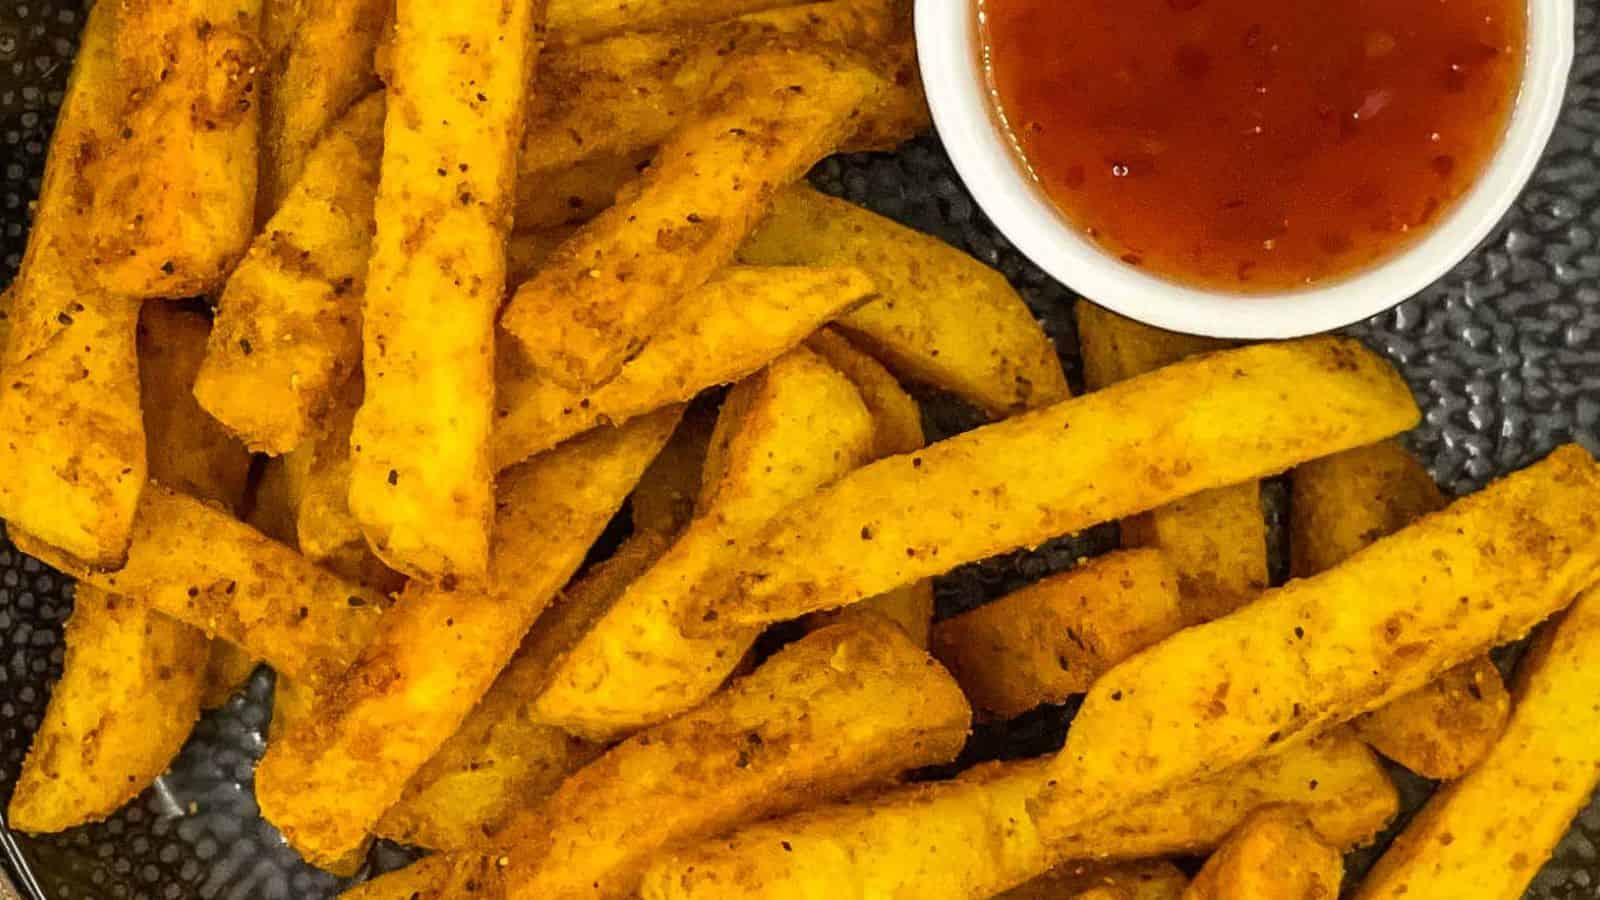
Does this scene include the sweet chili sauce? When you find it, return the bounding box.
[981,0,1526,292]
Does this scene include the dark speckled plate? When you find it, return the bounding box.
[2,2,1599,898]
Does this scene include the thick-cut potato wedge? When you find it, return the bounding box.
[195,93,384,455]
[502,48,893,392]
[545,0,808,44]
[1076,303,1264,623]
[1293,440,1510,779]
[373,535,669,851]
[632,404,719,538]
[12,487,389,693]
[494,265,875,470]
[138,306,253,508]
[86,0,262,299]
[998,861,1188,900]
[535,351,874,740]
[687,337,1419,632]
[931,549,1184,718]
[349,0,543,583]
[1182,806,1342,900]
[740,186,1070,417]
[1354,583,1600,900]
[256,412,678,870]
[637,733,1395,900]
[1040,445,1600,834]
[258,0,386,213]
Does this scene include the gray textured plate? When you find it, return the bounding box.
[1,1,1599,898]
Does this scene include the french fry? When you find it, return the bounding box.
[255,411,679,870]
[686,337,1419,633]
[348,0,543,583]
[631,403,719,538]
[258,0,386,213]
[1354,583,1600,900]
[998,861,1188,900]
[195,93,385,455]
[200,642,260,710]
[930,549,1185,718]
[1076,303,1264,623]
[545,0,811,44]
[535,350,874,740]
[514,149,652,231]
[739,186,1071,417]
[501,47,895,392]
[11,487,389,694]
[636,732,1395,900]
[493,265,875,470]
[371,534,670,850]
[1038,445,1600,836]
[1182,806,1342,900]
[86,0,262,299]
[1293,441,1510,779]
[138,306,253,509]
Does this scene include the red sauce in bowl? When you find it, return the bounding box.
[981,0,1526,292]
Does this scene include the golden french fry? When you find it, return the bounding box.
[997,861,1188,900]
[372,534,669,851]
[1355,583,1600,900]
[1293,440,1510,780]
[349,0,543,583]
[535,351,874,741]
[199,642,260,710]
[740,186,1070,417]
[256,411,678,870]
[493,265,875,470]
[631,403,719,538]
[1182,806,1342,900]
[1076,303,1264,623]
[502,48,893,392]
[195,93,384,455]
[12,487,389,694]
[931,549,1184,718]
[138,306,253,509]
[687,337,1419,633]
[545,0,810,44]
[1040,445,1600,835]
[636,732,1395,900]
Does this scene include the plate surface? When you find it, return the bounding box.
[1,2,1599,897]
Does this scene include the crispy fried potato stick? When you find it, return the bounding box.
[931,549,1184,718]
[535,351,873,740]
[255,411,678,869]
[545,0,807,44]
[1182,806,1342,900]
[372,535,669,850]
[1076,303,1263,623]
[740,186,1070,417]
[514,148,652,231]
[637,733,1394,900]
[1039,445,1600,836]
[997,861,1188,900]
[1293,440,1510,780]
[493,265,874,470]
[87,0,262,299]
[349,0,544,583]
[688,337,1419,632]
[12,488,389,694]
[196,93,384,455]
[631,404,719,538]
[138,307,253,509]
[1354,583,1600,900]
[502,47,892,392]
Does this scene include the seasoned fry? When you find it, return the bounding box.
[637,733,1395,900]
[1182,806,1342,900]
[546,0,808,44]
[349,0,543,583]
[1039,445,1600,834]
[259,0,386,213]
[1354,584,1600,900]
[12,487,389,693]
[256,412,678,870]
[998,861,1188,900]
[138,306,253,509]
[1076,303,1263,623]
[372,535,668,851]
[195,93,384,455]
[535,351,874,740]
[514,149,652,232]
[502,48,893,392]
[493,265,875,470]
[632,403,719,538]
[930,549,1184,718]
[200,642,260,710]
[687,337,1420,632]
[740,186,1070,417]
[1293,440,1509,779]
[86,0,262,298]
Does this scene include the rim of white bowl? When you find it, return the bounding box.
[916,0,1577,339]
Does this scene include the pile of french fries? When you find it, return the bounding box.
[1,1,1597,898]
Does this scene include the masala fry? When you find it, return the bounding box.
[1182,806,1342,900]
